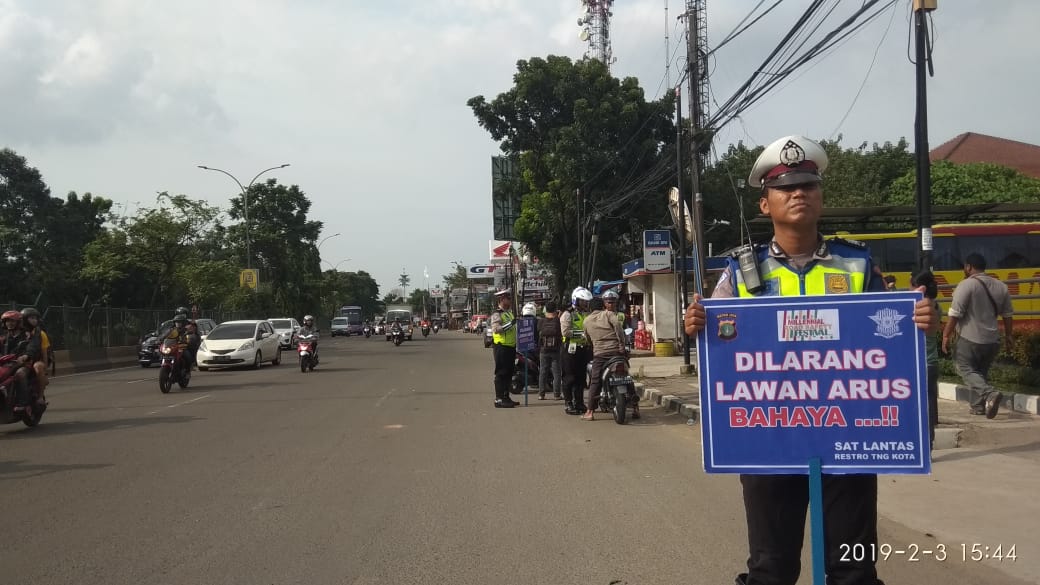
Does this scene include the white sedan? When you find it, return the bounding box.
[197,320,283,370]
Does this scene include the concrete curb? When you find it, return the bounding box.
[938,382,1040,415]
[635,382,699,423]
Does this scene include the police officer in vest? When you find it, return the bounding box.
[682,135,939,585]
[560,286,594,415]
[490,289,519,408]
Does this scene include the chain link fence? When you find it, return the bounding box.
[2,303,251,350]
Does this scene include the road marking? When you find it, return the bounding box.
[148,394,211,415]
[375,388,395,408]
[53,365,139,378]
[127,378,151,384]
[383,424,404,429]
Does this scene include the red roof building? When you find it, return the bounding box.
[930,132,1040,179]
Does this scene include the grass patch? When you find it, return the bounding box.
[938,359,1040,396]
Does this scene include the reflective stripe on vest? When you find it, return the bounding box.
[733,252,867,297]
[566,311,588,346]
[492,311,516,347]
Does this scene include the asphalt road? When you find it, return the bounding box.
[2,332,1030,585]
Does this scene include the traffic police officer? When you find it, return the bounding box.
[560,286,593,415]
[490,289,518,408]
[683,135,939,585]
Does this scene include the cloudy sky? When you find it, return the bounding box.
[3,0,1036,296]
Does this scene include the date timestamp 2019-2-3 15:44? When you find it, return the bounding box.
[840,543,1018,563]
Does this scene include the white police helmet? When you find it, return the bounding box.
[601,290,620,301]
[521,302,536,317]
[748,135,829,189]
[571,287,593,304]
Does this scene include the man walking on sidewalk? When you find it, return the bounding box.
[942,253,1013,418]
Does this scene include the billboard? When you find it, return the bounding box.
[491,155,521,240]
[489,240,513,263]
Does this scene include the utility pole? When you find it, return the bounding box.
[576,188,584,287]
[685,0,708,296]
[914,0,937,274]
[675,87,691,369]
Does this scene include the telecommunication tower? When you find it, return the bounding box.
[578,0,616,70]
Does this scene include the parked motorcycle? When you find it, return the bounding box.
[510,350,540,396]
[588,353,639,424]
[298,333,318,372]
[390,327,405,346]
[0,348,46,427]
[158,338,191,394]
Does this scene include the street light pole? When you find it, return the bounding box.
[198,163,290,270]
[323,258,352,272]
[317,232,342,268]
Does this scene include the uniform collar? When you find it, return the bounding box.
[768,235,831,261]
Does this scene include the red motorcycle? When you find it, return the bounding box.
[297,334,318,372]
[158,339,191,393]
[0,352,46,427]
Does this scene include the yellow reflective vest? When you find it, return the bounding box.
[492,310,516,347]
[731,239,875,297]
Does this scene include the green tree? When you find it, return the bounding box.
[382,293,404,306]
[888,161,1040,206]
[442,264,469,292]
[469,56,675,298]
[80,194,221,308]
[406,288,435,316]
[226,179,323,317]
[1,149,53,301]
[323,270,381,319]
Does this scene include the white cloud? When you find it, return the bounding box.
[4,0,1039,293]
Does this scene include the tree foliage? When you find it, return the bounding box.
[322,270,381,319]
[888,160,1040,205]
[1,149,113,303]
[469,56,675,298]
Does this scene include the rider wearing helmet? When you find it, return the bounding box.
[161,308,194,371]
[581,297,634,420]
[601,289,629,334]
[559,286,594,415]
[20,307,51,402]
[298,315,319,359]
[1,309,40,411]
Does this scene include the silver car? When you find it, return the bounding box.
[268,317,301,349]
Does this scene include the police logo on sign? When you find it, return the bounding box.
[716,313,738,341]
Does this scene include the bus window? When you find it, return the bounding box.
[884,238,917,272]
[932,236,960,271]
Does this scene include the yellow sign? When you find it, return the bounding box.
[240,269,259,289]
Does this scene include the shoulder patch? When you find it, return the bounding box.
[830,236,867,250]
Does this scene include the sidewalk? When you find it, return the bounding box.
[630,354,1040,583]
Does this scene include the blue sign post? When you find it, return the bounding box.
[517,316,538,406]
[697,292,927,584]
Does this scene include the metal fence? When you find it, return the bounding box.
[2,303,251,350]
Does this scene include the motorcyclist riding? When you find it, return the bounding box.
[298,315,319,359]
[1,309,40,412]
[582,297,635,421]
[20,307,51,403]
[162,308,193,371]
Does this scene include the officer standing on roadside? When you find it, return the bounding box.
[490,289,518,408]
[683,135,939,585]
